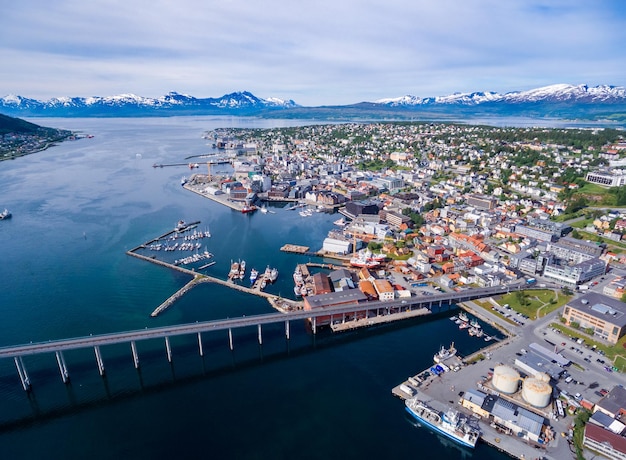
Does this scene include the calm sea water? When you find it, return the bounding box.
[0,117,510,459]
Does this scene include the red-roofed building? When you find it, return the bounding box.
[584,422,626,459]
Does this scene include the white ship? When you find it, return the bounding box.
[405,398,479,449]
[433,342,457,363]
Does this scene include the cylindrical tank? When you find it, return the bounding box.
[492,365,520,394]
[521,377,552,408]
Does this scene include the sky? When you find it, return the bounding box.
[2,0,626,106]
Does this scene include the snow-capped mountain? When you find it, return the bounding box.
[1,84,625,119]
[375,84,626,107]
[0,91,298,117]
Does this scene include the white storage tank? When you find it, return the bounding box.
[492,365,520,394]
[521,375,552,408]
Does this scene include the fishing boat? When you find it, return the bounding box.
[405,398,480,449]
[433,342,457,363]
[269,267,278,282]
[228,261,240,280]
[241,204,256,213]
[249,268,259,286]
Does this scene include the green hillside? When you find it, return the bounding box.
[0,113,45,135]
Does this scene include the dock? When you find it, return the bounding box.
[280,244,310,254]
[331,307,430,332]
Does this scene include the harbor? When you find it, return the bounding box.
[390,301,577,460]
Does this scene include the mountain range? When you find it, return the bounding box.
[1,84,626,120]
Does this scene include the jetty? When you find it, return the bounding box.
[280,244,310,254]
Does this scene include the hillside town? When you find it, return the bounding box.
[183,122,626,459]
[188,123,626,292]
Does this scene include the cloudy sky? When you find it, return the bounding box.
[2,0,625,105]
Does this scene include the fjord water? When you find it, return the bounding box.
[0,117,507,459]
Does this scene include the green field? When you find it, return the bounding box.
[496,289,571,320]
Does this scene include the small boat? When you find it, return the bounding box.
[260,206,268,214]
[181,176,187,186]
[457,312,469,323]
[333,217,347,226]
[294,285,302,297]
[449,316,457,321]
[269,267,278,283]
[259,278,267,290]
[228,261,240,280]
[250,268,259,286]
[241,204,256,213]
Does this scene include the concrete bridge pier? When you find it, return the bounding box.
[165,336,172,363]
[257,324,263,345]
[14,356,31,392]
[55,351,69,384]
[130,341,140,369]
[197,332,204,357]
[94,346,105,376]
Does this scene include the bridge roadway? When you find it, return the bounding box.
[0,284,529,360]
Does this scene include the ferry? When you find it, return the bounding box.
[1,208,12,220]
[405,398,479,449]
[433,342,457,363]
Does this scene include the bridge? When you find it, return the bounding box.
[0,283,533,392]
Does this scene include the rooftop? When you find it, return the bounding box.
[568,293,626,328]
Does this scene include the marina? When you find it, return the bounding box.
[2,116,610,459]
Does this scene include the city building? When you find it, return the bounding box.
[586,169,626,187]
[303,290,368,327]
[562,293,626,344]
[542,257,606,287]
[467,194,497,210]
[583,423,626,460]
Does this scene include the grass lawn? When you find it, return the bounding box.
[570,218,592,229]
[578,182,612,195]
[496,289,571,320]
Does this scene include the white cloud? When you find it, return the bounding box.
[1,0,625,105]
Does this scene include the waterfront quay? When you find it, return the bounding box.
[389,297,603,460]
